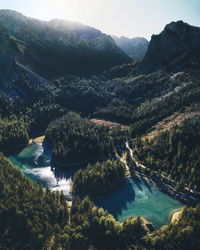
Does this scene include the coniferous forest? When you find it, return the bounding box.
[44,113,115,163]
[0,9,200,250]
[1,152,200,249]
[72,160,126,197]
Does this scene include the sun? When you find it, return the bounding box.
[45,0,99,22]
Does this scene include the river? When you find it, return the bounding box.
[9,141,183,228]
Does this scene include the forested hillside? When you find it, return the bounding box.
[72,160,126,196]
[0,9,130,80]
[45,113,116,163]
[0,152,68,250]
[133,115,200,192]
[57,196,147,250]
[1,153,200,249]
[144,205,200,250]
[0,14,200,250]
[0,154,147,250]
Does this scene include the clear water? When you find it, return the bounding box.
[9,142,74,199]
[95,177,183,228]
[9,142,183,228]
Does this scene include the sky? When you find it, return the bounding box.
[0,0,200,40]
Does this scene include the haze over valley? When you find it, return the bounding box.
[0,2,200,250]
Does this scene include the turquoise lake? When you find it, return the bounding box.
[9,142,183,228]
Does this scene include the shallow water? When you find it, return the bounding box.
[9,142,74,199]
[95,177,183,228]
[9,142,183,228]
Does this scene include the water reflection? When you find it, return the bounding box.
[95,180,135,217]
[94,176,183,228]
[9,142,74,200]
[9,142,184,228]
[51,165,76,181]
[132,175,143,191]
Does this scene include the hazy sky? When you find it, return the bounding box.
[0,0,200,40]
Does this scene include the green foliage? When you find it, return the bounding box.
[45,112,115,162]
[1,154,200,250]
[0,115,29,151]
[0,15,200,250]
[145,205,200,250]
[0,152,68,250]
[0,92,30,152]
[129,72,200,137]
[134,115,200,191]
[56,196,145,250]
[29,101,66,133]
[34,70,171,124]
[73,160,126,197]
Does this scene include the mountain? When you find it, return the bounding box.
[140,21,200,73]
[1,12,200,249]
[0,10,131,79]
[112,35,149,60]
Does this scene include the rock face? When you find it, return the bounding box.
[140,21,200,73]
[112,35,149,60]
[0,10,131,78]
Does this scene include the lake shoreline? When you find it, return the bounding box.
[8,137,188,229]
[170,208,183,223]
[130,163,200,207]
[28,136,45,144]
[152,175,199,206]
[26,137,200,207]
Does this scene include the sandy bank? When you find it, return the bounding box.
[29,136,45,144]
[171,208,183,223]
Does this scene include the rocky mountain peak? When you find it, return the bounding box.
[139,20,200,73]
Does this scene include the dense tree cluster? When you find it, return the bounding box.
[0,154,145,250]
[28,101,66,133]
[56,196,146,250]
[1,154,200,250]
[3,68,199,148]
[45,112,115,163]
[129,71,200,136]
[0,92,30,151]
[0,152,68,250]
[72,160,126,197]
[38,70,172,124]
[0,116,29,151]
[145,205,200,250]
[133,115,200,192]
[0,49,200,250]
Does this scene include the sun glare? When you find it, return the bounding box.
[46,0,97,22]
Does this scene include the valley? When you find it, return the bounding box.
[9,138,183,229]
[0,9,200,250]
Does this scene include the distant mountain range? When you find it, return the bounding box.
[0,9,131,79]
[0,10,200,81]
[1,10,200,250]
[112,35,149,60]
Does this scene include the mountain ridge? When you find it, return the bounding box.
[0,9,131,79]
[139,20,200,73]
[112,35,149,60]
